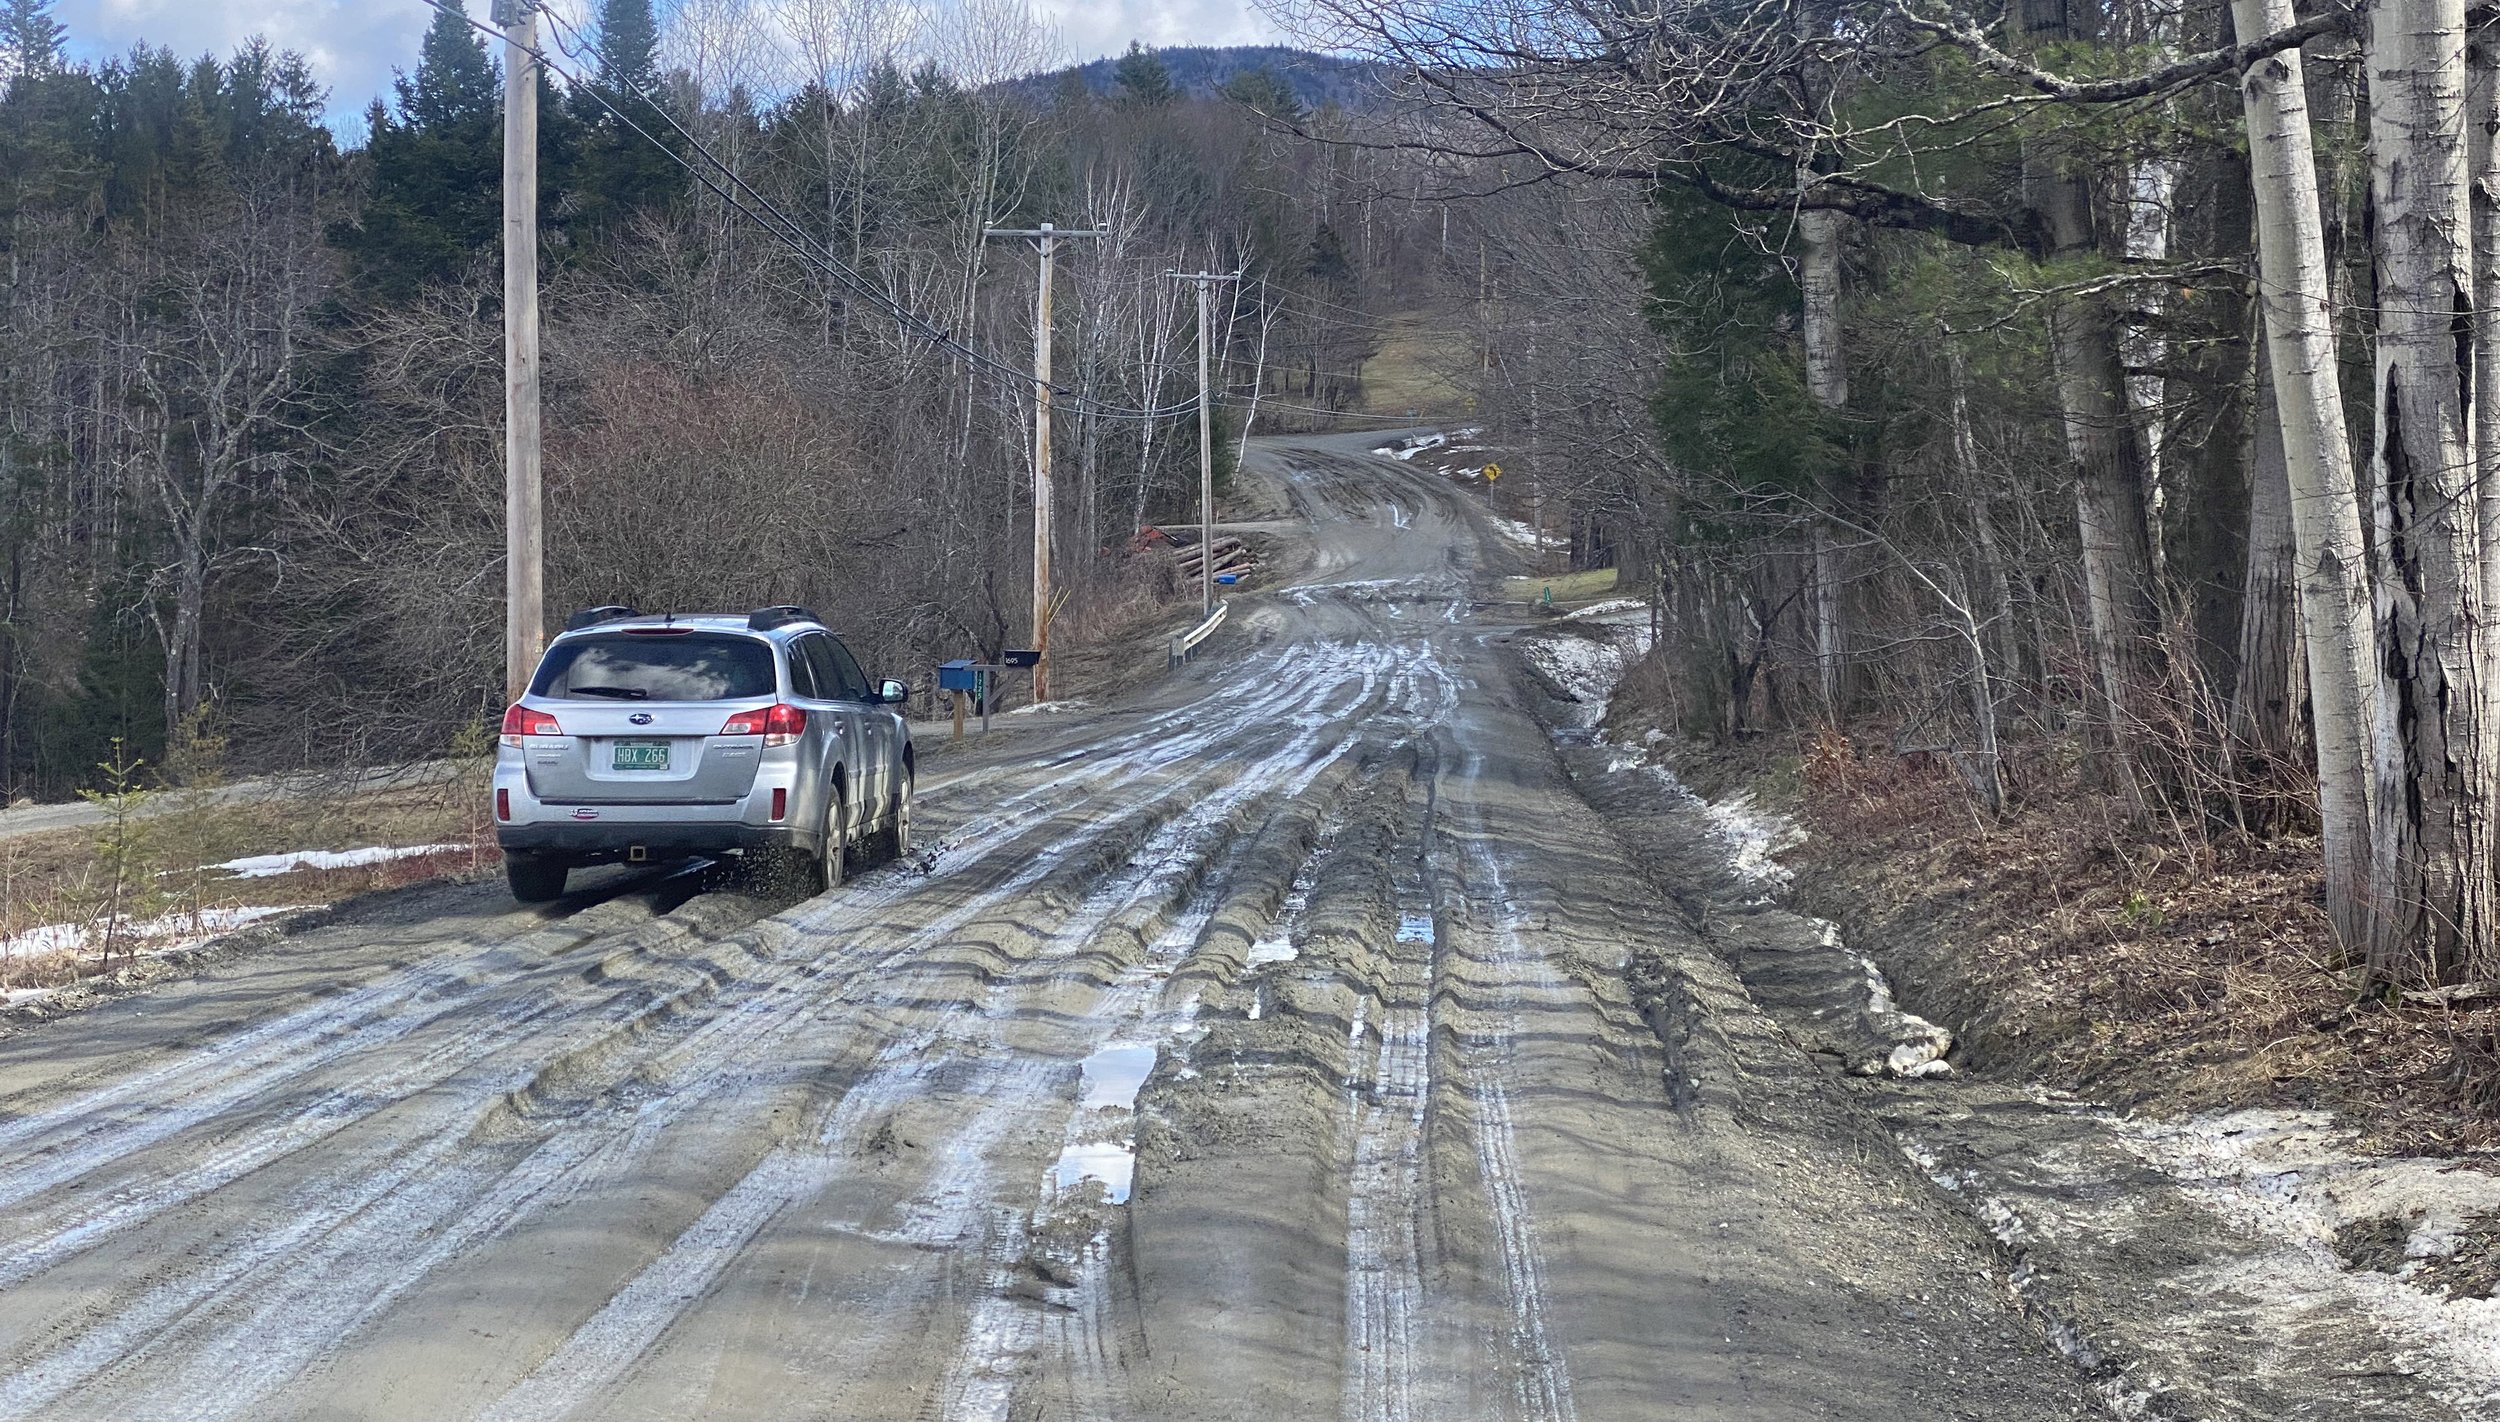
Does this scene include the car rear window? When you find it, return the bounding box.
[530,633,777,702]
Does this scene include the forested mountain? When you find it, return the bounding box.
[0,0,1427,800]
[1024,45,1384,110]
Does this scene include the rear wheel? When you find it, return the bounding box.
[506,853,568,903]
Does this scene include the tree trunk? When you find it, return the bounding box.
[2230,336,2304,777]
[1800,207,1851,721]
[2364,0,2497,982]
[2236,0,2390,961]
[2016,0,2168,800]
[2048,278,2167,785]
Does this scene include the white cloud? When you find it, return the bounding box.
[1030,0,1282,61]
[63,0,431,127]
[53,0,1285,135]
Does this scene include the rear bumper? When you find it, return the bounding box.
[495,820,808,862]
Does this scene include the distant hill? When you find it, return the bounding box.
[1021,46,1389,111]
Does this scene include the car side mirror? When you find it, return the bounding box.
[878,678,908,704]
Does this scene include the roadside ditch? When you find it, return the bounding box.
[1514,611,2500,1421]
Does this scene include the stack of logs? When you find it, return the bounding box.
[1170,533,1256,586]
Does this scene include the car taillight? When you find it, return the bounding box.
[500,704,562,746]
[719,703,806,746]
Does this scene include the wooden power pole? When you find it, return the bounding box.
[984,222,1103,702]
[497,0,543,704]
[1167,269,1242,618]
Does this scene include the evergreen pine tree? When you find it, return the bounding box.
[564,0,682,245]
[1220,67,1304,125]
[331,1,502,300]
[1113,42,1177,107]
[0,0,63,83]
[594,0,660,93]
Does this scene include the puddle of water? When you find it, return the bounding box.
[1050,1141,1136,1204]
[1078,1044,1156,1112]
[1395,912,1433,943]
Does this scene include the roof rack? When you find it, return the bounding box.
[747,605,822,632]
[565,604,642,632]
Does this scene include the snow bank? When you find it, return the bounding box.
[209,844,464,878]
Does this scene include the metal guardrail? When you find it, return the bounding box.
[1168,600,1230,668]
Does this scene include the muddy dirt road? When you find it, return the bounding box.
[0,434,2098,1420]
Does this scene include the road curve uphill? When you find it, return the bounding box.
[0,432,2100,1421]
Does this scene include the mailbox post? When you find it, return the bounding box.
[936,652,1042,739]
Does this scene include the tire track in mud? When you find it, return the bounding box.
[921,688,1385,1422]
[1443,744,1581,1422]
[0,645,1395,1419]
[1341,761,1440,1422]
[459,644,1420,1421]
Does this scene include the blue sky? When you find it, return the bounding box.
[55,0,1287,139]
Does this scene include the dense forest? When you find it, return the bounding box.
[1289,0,2500,990]
[0,0,1429,803]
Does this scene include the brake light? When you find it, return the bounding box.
[719,703,806,746]
[500,704,562,746]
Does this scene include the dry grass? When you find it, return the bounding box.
[0,772,496,995]
[1786,728,2500,1154]
[1498,568,1619,604]
[1356,311,1474,417]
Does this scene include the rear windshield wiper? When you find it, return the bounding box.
[567,685,651,699]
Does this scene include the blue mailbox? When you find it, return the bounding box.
[938,659,979,692]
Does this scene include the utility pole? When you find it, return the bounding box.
[984,222,1104,702]
[1167,269,1242,618]
[496,0,543,704]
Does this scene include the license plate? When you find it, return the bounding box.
[612,740,670,771]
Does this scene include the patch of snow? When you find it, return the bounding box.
[1008,698,1092,716]
[1559,597,1646,622]
[1247,938,1298,966]
[1487,516,1568,550]
[208,844,463,878]
[1697,789,1807,893]
[3,905,291,958]
[2110,1110,2500,1415]
[1520,634,1630,715]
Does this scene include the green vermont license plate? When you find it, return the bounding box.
[611,740,670,770]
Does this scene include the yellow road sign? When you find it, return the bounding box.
[1483,461,1502,481]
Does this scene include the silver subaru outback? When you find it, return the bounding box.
[492,605,913,902]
